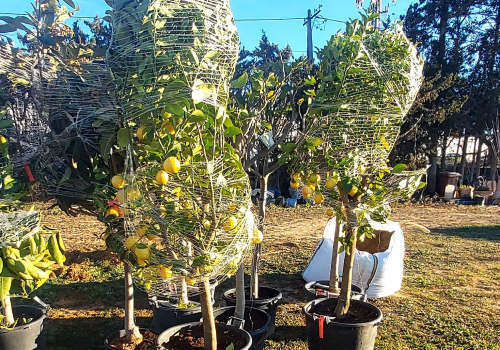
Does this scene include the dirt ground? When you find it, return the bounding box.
[23,201,500,349]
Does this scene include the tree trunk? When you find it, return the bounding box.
[124,263,142,343]
[453,135,461,172]
[470,138,480,183]
[181,278,189,305]
[460,135,469,183]
[234,264,245,320]
[441,132,448,170]
[334,208,357,319]
[491,151,498,183]
[475,138,483,181]
[200,278,217,350]
[2,296,14,326]
[328,218,341,294]
[251,175,268,299]
[426,153,438,195]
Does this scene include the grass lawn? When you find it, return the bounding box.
[18,202,500,349]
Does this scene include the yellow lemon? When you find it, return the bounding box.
[163,157,181,174]
[161,121,175,135]
[137,125,147,141]
[137,225,148,237]
[223,216,238,233]
[308,174,319,184]
[125,235,140,250]
[290,180,300,189]
[134,244,151,261]
[185,275,197,286]
[291,173,300,181]
[326,208,335,217]
[136,259,147,266]
[314,193,325,204]
[126,188,141,201]
[160,265,173,279]
[115,189,125,203]
[105,207,120,218]
[252,229,263,244]
[203,220,211,229]
[0,135,8,149]
[155,170,169,185]
[348,185,359,197]
[111,175,125,189]
[302,186,312,198]
[325,179,337,190]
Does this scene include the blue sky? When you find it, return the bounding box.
[2,0,414,55]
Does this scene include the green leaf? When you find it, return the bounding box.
[117,128,130,148]
[230,73,248,89]
[417,182,426,189]
[0,273,12,301]
[226,344,235,350]
[61,0,76,8]
[278,154,288,166]
[189,110,207,123]
[224,126,242,138]
[261,122,272,130]
[392,164,407,174]
[281,143,297,153]
[166,104,185,117]
[0,119,13,130]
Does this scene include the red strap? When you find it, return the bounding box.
[319,315,325,339]
[24,163,35,182]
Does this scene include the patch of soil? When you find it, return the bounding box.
[161,324,247,350]
[356,229,394,254]
[310,301,379,324]
[109,330,157,350]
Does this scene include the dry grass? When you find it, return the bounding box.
[19,201,500,349]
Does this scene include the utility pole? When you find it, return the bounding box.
[304,6,322,63]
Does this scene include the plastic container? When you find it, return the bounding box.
[149,297,203,333]
[223,286,282,337]
[213,306,270,350]
[303,297,383,350]
[157,322,252,350]
[438,172,461,198]
[0,305,46,350]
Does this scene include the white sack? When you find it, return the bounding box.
[302,217,405,298]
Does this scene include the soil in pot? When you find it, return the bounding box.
[310,300,378,323]
[160,324,246,350]
[108,329,158,350]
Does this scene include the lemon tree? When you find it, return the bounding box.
[289,14,425,319]
[95,1,256,348]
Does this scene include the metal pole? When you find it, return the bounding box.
[306,9,313,62]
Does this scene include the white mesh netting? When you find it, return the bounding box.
[0,208,40,248]
[104,0,255,298]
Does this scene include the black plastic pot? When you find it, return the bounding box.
[0,305,46,350]
[212,306,270,350]
[222,286,282,338]
[104,328,156,350]
[157,322,252,350]
[304,280,366,302]
[149,297,203,333]
[303,297,383,350]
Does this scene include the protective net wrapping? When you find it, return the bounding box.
[104,0,255,298]
[0,44,47,171]
[0,208,40,248]
[289,24,424,228]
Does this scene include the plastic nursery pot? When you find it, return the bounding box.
[222,286,282,338]
[212,306,271,350]
[0,305,47,350]
[304,280,366,302]
[157,322,252,350]
[104,328,157,350]
[149,296,204,333]
[303,297,383,350]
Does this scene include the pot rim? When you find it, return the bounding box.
[303,297,383,327]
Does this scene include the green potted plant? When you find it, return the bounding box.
[459,185,474,199]
[0,119,66,350]
[101,0,256,349]
[290,14,424,350]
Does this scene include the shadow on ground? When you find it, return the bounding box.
[432,225,500,241]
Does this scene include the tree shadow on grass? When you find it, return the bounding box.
[432,225,500,241]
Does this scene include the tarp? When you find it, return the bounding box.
[302,217,405,298]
